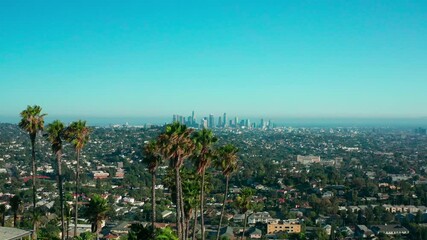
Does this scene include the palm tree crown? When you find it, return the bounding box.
[158,122,195,169]
[85,194,109,236]
[143,140,162,174]
[46,120,65,154]
[19,105,46,140]
[216,144,239,177]
[193,129,217,174]
[63,120,90,151]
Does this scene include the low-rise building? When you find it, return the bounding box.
[267,219,301,234]
[371,225,409,236]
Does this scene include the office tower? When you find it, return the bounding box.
[173,114,177,123]
[223,113,227,127]
[201,118,208,129]
[187,116,192,125]
[229,120,233,127]
[260,118,265,129]
[209,114,215,128]
[235,117,239,128]
[268,120,272,128]
[246,119,251,128]
[192,111,195,125]
[218,116,222,128]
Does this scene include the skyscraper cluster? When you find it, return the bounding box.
[172,111,274,129]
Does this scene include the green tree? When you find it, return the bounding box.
[64,120,90,237]
[158,122,195,240]
[155,227,179,240]
[10,195,21,228]
[143,140,163,233]
[235,188,254,240]
[46,120,66,240]
[193,129,217,240]
[215,144,239,240]
[84,194,109,240]
[19,105,46,239]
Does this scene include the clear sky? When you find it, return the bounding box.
[1,1,427,123]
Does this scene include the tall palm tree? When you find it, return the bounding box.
[63,120,90,237]
[235,188,254,240]
[0,204,6,226]
[19,105,46,239]
[215,144,239,240]
[192,129,217,240]
[10,195,21,228]
[84,194,109,240]
[46,120,66,240]
[143,140,162,232]
[157,122,195,240]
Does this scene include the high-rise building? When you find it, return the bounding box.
[201,118,208,129]
[260,118,265,129]
[245,119,251,128]
[192,111,195,125]
[218,116,222,128]
[209,114,215,128]
[235,117,239,128]
[223,113,227,127]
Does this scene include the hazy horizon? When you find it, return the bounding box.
[1,114,427,128]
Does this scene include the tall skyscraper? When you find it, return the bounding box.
[235,117,239,128]
[223,113,227,127]
[192,111,195,125]
[209,114,215,128]
[218,116,222,128]
[201,118,208,129]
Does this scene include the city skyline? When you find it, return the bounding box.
[1,1,427,119]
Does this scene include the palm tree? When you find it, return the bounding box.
[215,144,239,240]
[143,140,162,232]
[84,194,109,240]
[157,122,195,240]
[46,120,66,240]
[19,105,46,238]
[192,129,217,240]
[0,204,6,226]
[10,195,21,228]
[235,188,254,240]
[63,120,90,237]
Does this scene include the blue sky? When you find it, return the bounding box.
[1,1,427,123]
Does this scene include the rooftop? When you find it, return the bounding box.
[0,227,32,240]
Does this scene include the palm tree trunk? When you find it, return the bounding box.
[175,168,183,240]
[185,212,191,240]
[200,169,206,240]
[74,149,80,237]
[31,137,37,240]
[13,211,17,227]
[1,212,4,227]
[241,213,247,240]
[67,216,70,240]
[57,151,65,240]
[180,179,187,240]
[216,176,229,240]
[152,172,156,231]
[192,208,198,240]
